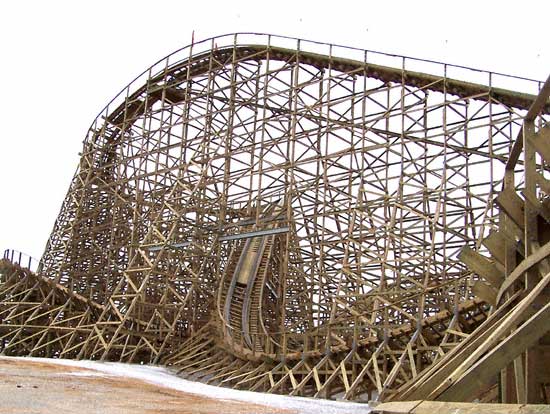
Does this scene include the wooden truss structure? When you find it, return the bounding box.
[1,34,549,403]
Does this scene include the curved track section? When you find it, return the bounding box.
[220,234,273,352]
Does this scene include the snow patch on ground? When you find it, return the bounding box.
[65,371,115,377]
[6,356,372,414]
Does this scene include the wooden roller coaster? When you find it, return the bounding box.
[1,33,549,404]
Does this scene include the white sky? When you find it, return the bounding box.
[1,0,549,260]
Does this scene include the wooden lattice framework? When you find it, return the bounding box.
[1,33,549,402]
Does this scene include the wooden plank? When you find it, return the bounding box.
[343,344,382,399]
[313,367,322,391]
[507,74,550,170]
[373,400,422,413]
[314,351,354,397]
[523,189,550,224]
[495,189,525,230]
[497,239,550,304]
[393,292,521,402]
[427,270,550,400]
[525,75,550,121]
[528,126,550,164]
[481,231,508,265]
[341,363,350,392]
[472,281,498,305]
[535,174,550,199]
[513,356,526,404]
[289,356,329,396]
[374,400,550,414]
[438,300,550,402]
[536,345,550,383]
[459,246,504,289]
[268,371,275,387]
[373,356,383,394]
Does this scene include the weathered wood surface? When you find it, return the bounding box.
[2,36,549,403]
[374,400,550,414]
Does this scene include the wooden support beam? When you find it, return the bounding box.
[459,246,504,289]
[495,189,525,231]
[481,231,508,266]
[373,400,550,414]
[438,300,550,402]
[472,281,498,306]
[496,239,550,305]
[425,270,550,400]
[528,126,550,164]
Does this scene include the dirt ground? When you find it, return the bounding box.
[0,358,295,414]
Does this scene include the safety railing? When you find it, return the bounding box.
[2,249,39,272]
[86,32,547,150]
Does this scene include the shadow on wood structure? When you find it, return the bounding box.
[1,33,549,404]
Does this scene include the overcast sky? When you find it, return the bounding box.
[1,0,549,260]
